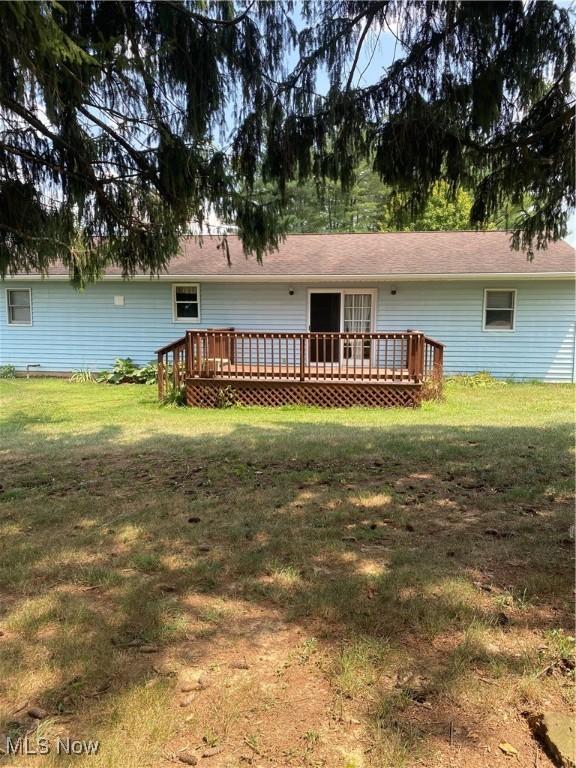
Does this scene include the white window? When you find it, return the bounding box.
[6,288,32,325]
[483,289,516,331]
[172,284,200,322]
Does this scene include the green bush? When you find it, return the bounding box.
[161,384,186,407]
[97,357,157,385]
[0,365,16,379]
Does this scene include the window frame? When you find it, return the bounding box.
[172,283,201,324]
[5,287,33,327]
[482,288,516,332]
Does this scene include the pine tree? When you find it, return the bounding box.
[1,1,573,282]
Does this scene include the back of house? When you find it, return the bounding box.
[1,231,575,382]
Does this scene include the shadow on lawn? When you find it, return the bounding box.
[0,417,574,761]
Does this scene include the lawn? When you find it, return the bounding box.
[0,378,574,768]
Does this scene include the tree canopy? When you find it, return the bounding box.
[1,1,574,282]
[266,171,519,233]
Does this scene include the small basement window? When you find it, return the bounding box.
[6,288,32,325]
[173,284,200,322]
[483,289,516,331]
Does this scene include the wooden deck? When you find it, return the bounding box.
[156,330,444,408]
[187,363,412,383]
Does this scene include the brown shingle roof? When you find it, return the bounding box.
[174,231,575,277]
[22,231,576,278]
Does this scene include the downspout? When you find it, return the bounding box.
[573,321,576,383]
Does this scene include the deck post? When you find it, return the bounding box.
[407,336,414,379]
[432,343,444,382]
[300,337,306,381]
[185,331,192,378]
[407,334,417,380]
[414,333,424,381]
[407,332,424,382]
[157,352,164,400]
[174,346,180,388]
[415,333,426,381]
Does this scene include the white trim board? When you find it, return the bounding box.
[6,272,575,282]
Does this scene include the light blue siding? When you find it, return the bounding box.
[376,280,575,381]
[0,281,308,373]
[1,278,574,381]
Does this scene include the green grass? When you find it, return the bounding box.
[0,378,574,767]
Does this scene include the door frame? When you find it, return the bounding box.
[306,288,378,333]
[306,288,378,364]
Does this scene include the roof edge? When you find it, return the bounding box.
[6,272,575,282]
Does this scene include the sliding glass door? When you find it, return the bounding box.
[308,289,375,365]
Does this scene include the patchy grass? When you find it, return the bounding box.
[0,378,574,768]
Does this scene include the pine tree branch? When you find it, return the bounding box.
[168,0,257,28]
[345,12,376,91]
[279,3,387,96]
[76,105,160,189]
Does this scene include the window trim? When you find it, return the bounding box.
[5,287,33,327]
[172,283,201,323]
[482,288,516,332]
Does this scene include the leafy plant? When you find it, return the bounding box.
[494,587,531,612]
[215,385,237,409]
[303,730,320,748]
[161,384,186,407]
[543,628,576,665]
[136,361,159,385]
[70,368,95,383]
[97,357,157,385]
[202,731,220,749]
[445,371,504,388]
[0,364,16,379]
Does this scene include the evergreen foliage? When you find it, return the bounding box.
[0,1,573,282]
[272,174,520,233]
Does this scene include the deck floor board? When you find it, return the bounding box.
[190,363,415,384]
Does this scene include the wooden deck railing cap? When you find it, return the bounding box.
[155,336,186,355]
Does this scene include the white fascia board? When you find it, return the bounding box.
[6,272,575,282]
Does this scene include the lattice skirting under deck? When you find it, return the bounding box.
[185,378,423,408]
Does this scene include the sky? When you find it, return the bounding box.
[566,216,576,246]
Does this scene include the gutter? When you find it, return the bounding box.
[5,272,576,282]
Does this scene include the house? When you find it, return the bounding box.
[2,231,574,407]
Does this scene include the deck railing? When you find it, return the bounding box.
[157,329,444,399]
[156,336,186,400]
[423,336,444,381]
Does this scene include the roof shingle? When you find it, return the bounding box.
[19,231,576,277]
